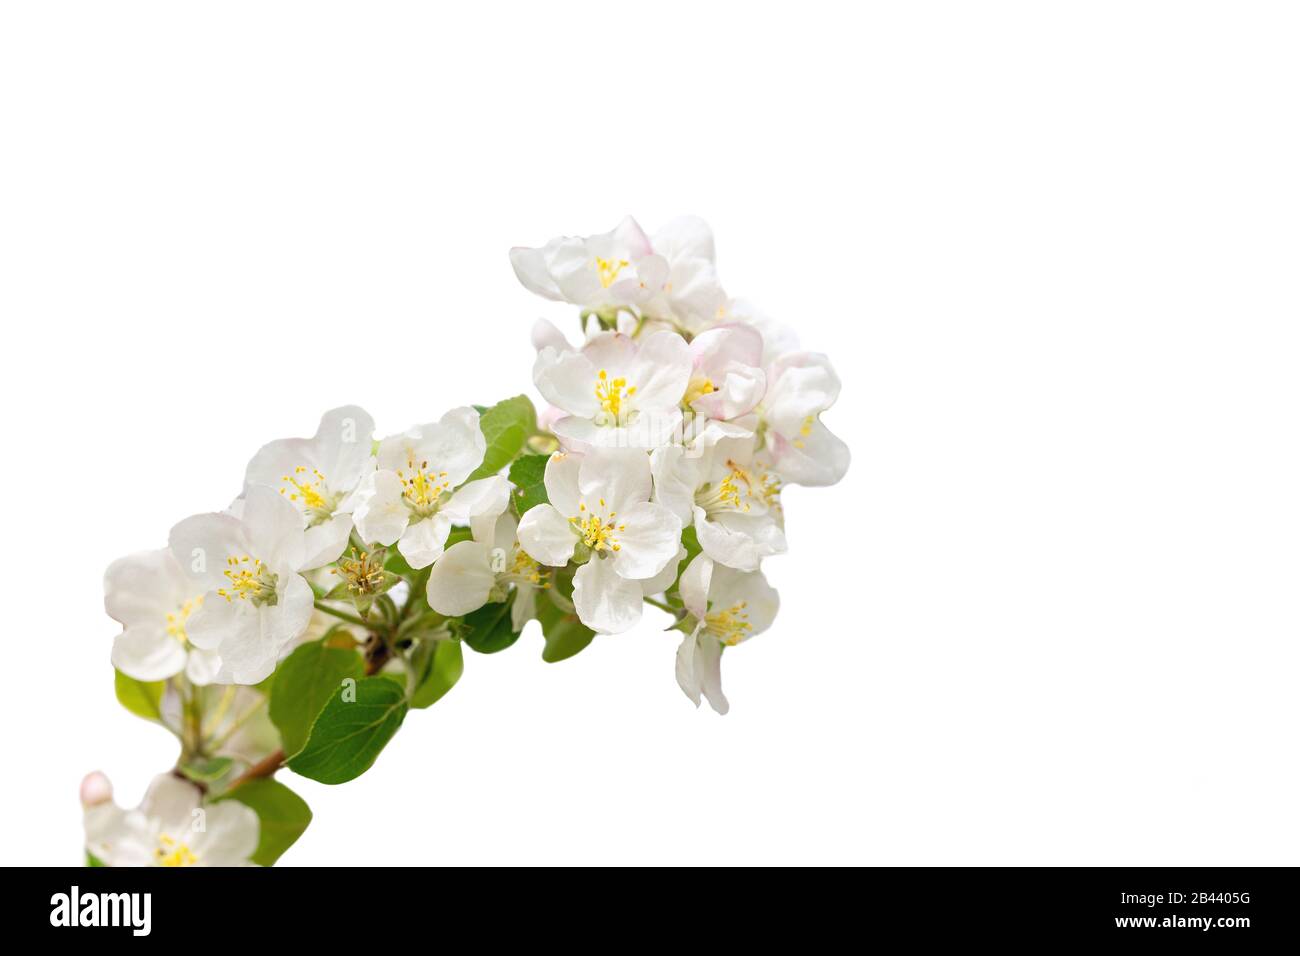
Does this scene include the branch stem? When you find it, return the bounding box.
[313,600,371,629]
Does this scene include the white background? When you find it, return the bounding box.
[1,3,1297,866]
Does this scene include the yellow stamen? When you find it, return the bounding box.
[696,460,766,514]
[682,375,716,407]
[595,369,636,419]
[705,601,752,646]
[280,465,329,511]
[335,548,387,596]
[569,502,626,553]
[594,256,629,288]
[397,456,451,513]
[155,834,199,867]
[508,547,549,587]
[217,556,278,605]
[164,595,204,643]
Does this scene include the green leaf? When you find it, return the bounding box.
[537,591,596,663]
[287,677,408,785]
[508,453,549,516]
[178,756,234,784]
[460,594,522,654]
[467,395,537,481]
[114,669,166,722]
[268,637,365,757]
[218,778,312,866]
[680,524,702,565]
[409,638,464,708]
[86,851,106,867]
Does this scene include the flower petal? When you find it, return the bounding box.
[611,501,682,580]
[650,445,702,524]
[709,565,780,639]
[426,540,496,616]
[696,634,729,715]
[548,236,606,305]
[572,557,643,634]
[675,624,729,714]
[442,475,511,525]
[241,485,307,572]
[190,801,260,867]
[581,330,637,377]
[627,331,692,411]
[140,774,202,832]
[351,470,409,546]
[511,585,537,632]
[679,553,714,620]
[764,351,842,435]
[675,626,704,707]
[378,406,485,487]
[301,512,353,571]
[243,436,316,505]
[510,241,565,300]
[186,591,258,653]
[169,512,250,592]
[695,506,787,571]
[542,451,582,517]
[534,345,601,417]
[185,647,222,686]
[313,405,376,493]
[397,513,451,569]
[664,257,726,330]
[104,549,191,626]
[580,447,651,513]
[264,572,314,655]
[654,215,716,262]
[768,419,851,487]
[111,624,187,682]
[531,317,573,353]
[516,504,576,567]
[640,544,686,596]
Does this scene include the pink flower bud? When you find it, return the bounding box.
[79,771,113,808]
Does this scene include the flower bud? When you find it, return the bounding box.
[79,771,113,808]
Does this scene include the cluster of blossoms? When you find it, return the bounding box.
[86,216,848,866]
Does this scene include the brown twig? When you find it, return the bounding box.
[227,748,285,791]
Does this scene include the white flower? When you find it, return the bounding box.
[755,351,850,487]
[681,322,766,424]
[533,330,692,449]
[350,406,510,569]
[425,511,548,631]
[105,548,222,684]
[243,405,375,570]
[82,773,259,867]
[674,555,779,715]
[510,215,669,312]
[168,485,316,685]
[516,449,682,633]
[652,430,787,572]
[644,215,728,334]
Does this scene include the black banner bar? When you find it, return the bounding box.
[7,866,1295,943]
